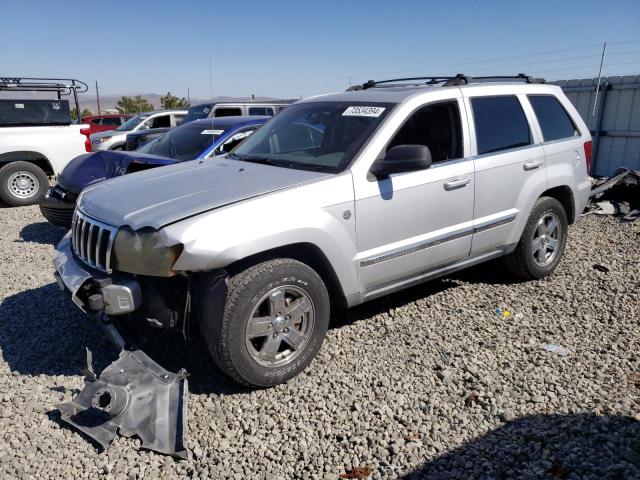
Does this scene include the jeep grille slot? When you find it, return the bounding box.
[71,210,118,273]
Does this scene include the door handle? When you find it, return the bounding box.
[523,160,544,171]
[444,177,471,191]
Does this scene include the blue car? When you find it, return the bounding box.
[40,116,268,228]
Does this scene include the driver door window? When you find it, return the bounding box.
[142,115,171,129]
[386,101,462,163]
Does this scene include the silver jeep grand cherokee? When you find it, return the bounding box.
[54,75,592,387]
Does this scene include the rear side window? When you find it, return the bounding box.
[101,117,121,126]
[214,107,242,117]
[471,96,531,155]
[248,107,274,116]
[528,95,578,141]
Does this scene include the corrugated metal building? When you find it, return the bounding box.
[553,75,640,176]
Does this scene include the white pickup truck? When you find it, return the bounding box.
[0,77,91,206]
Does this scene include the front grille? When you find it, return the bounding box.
[71,209,118,273]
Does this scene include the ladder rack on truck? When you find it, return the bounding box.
[0,77,88,122]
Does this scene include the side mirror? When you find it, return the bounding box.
[372,144,432,178]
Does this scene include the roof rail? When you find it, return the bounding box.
[347,73,545,91]
[0,77,88,120]
[468,74,546,84]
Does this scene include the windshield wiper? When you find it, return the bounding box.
[230,154,335,172]
[232,154,286,167]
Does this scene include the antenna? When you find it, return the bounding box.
[95,80,101,115]
[591,41,607,127]
[208,55,213,102]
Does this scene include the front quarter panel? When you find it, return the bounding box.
[163,173,359,298]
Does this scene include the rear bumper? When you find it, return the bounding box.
[53,234,141,315]
[40,188,76,228]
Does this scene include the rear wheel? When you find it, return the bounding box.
[0,161,49,206]
[197,259,330,387]
[503,196,568,279]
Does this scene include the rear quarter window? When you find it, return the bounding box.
[471,96,532,155]
[528,95,579,141]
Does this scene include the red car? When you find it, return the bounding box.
[81,114,134,134]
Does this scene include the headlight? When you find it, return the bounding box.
[100,136,112,143]
[112,227,183,277]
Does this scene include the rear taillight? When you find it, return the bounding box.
[80,127,92,152]
[583,140,592,175]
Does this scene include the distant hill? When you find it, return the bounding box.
[0,90,296,113]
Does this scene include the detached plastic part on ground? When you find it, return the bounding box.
[56,314,188,459]
[586,168,640,222]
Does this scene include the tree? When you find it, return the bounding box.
[70,107,93,121]
[160,92,190,109]
[116,95,154,114]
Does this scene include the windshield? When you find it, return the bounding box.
[183,104,214,123]
[116,114,149,131]
[137,124,224,160]
[231,101,394,172]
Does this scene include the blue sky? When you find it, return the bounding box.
[1,0,638,99]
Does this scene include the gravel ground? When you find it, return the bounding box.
[0,205,639,479]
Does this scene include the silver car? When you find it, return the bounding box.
[90,109,187,151]
[54,75,592,387]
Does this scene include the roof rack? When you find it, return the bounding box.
[347,73,545,91]
[0,77,88,120]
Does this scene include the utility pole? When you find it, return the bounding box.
[95,80,101,115]
[187,87,190,105]
[591,41,607,121]
[209,56,213,101]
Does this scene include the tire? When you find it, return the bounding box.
[0,161,49,206]
[502,196,568,280]
[196,259,330,387]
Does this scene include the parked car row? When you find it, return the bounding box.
[0,87,295,206]
[40,116,269,227]
[49,75,592,389]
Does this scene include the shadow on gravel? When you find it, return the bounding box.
[330,260,525,331]
[0,283,114,377]
[450,259,529,286]
[0,282,248,396]
[331,277,460,330]
[19,221,66,245]
[403,413,640,480]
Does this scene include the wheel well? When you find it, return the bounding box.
[225,243,347,308]
[541,186,575,224]
[0,151,54,176]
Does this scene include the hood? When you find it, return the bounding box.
[79,158,330,230]
[91,130,127,140]
[58,151,176,194]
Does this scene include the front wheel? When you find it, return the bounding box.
[502,196,568,279]
[196,259,330,387]
[0,161,49,206]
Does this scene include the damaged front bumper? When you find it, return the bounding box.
[53,233,142,316]
[53,233,189,459]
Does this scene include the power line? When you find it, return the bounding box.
[258,39,640,95]
[529,60,639,75]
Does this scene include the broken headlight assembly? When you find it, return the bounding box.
[112,227,183,277]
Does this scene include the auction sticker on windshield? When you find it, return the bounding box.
[342,106,386,117]
[201,129,224,135]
